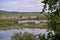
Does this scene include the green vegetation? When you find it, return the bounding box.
[0,10,48,20]
[0,19,47,29]
[0,10,48,29]
[11,32,53,40]
[0,10,41,16]
[11,32,36,40]
[39,0,60,40]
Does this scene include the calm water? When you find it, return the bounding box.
[0,20,48,40]
[18,20,47,24]
[0,28,47,40]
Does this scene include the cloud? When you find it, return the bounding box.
[0,0,44,12]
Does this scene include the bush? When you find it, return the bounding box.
[11,32,36,40]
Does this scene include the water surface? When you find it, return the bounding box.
[0,28,47,40]
[18,20,47,24]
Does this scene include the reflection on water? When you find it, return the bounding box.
[18,20,47,24]
[0,28,47,40]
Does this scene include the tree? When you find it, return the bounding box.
[42,0,60,40]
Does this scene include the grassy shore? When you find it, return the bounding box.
[0,19,48,30]
[0,11,48,29]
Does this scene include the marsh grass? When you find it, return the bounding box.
[0,19,48,29]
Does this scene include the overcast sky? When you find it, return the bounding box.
[0,0,44,12]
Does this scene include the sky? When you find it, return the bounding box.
[0,0,44,12]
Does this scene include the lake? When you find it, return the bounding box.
[0,20,49,40]
[18,20,47,24]
[0,28,48,40]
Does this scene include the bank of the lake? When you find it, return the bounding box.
[0,19,48,30]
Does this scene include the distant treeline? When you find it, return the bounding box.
[0,10,41,16]
[0,10,48,20]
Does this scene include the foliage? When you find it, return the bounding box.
[38,34,47,40]
[43,0,60,32]
[41,0,60,40]
[11,32,36,40]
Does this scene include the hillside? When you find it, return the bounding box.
[0,10,41,16]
